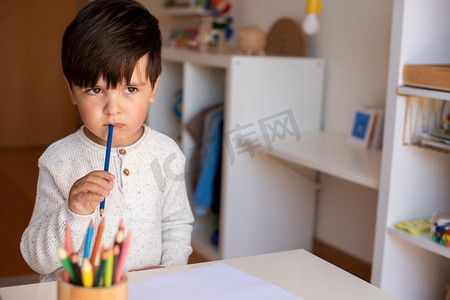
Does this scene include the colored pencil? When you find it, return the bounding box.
[93,242,105,280]
[118,219,124,232]
[114,233,131,284]
[63,222,72,282]
[90,218,105,266]
[83,220,94,259]
[104,248,114,287]
[114,229,124,249]
[65,222,72,254]
[94,248,109,287]
[57,247,76,283]
[81,258,93,287]
[99,124,114,217]
[62,270,70,283]
[70,253,81,285]
[112,245,120,283]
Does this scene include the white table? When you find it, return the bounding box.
[0,249,397,300]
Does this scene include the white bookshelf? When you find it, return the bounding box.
[387,227,450,259]
[148,48,325,261]
[372,1,450,299]
[397,85,450,101]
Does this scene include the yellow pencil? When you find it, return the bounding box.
[81,258,93,288]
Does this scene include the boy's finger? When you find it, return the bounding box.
[89,170,115,180]
[85,174,114,190]
[74,182,111,197]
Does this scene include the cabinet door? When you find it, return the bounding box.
[0,1,83,147]
[221,56,325,258]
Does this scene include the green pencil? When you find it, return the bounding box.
[94,248,109,287]
[57,246,76,283]
[104,249,114,287]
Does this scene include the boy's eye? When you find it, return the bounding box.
[125,87,138,94]
[87,88,102,95]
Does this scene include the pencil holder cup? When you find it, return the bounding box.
[56,272,128,300]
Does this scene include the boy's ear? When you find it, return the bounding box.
[64,77,77,105]
[149,75,160,103]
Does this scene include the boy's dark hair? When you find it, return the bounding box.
[62,0,161,89]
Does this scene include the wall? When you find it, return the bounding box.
[142,0,392,264]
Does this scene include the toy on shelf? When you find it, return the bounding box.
[394,218,431,235]
[238,26,266,56]
[165,0,234,52]
[199,0,233,51]
[169,27,200,49]
[431,211,450,247]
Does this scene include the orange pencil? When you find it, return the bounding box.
[90,218,105,266]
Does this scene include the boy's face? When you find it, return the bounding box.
[68,55,159,147]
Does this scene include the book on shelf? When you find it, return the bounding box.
[420,131,450,151]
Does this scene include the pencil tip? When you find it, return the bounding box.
[99,209,104,217]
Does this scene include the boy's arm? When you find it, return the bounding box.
[160,155,194,266]
[20,161,92,275]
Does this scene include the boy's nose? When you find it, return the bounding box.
[104,95,121,115]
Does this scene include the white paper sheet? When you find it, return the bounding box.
[128,263,305,300]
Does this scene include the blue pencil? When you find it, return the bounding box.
[84,220,94,259]
[99,124,114,217]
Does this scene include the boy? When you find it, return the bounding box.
[20,0,194,281]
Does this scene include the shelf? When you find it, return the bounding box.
[397,86,450,101]
[387,227,450,259]
[162,7,210,16]
[191,213,221,261]
[257,131,381,189]
[162,47,234,68]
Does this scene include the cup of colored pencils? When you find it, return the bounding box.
[56,219,131,300]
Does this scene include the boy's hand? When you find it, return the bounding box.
[68,171,115,215]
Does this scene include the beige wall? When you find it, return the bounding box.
[142,0,393,264]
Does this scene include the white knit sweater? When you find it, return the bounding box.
[20,125,194,281]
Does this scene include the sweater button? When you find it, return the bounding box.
[123,168,130,176]
[119,149,126,155]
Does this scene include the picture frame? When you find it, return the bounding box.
[347,106,376,148]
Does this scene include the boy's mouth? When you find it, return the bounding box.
[108,123,125,128]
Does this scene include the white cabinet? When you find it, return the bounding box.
[372,1,450,299]
[147,48,325,260]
